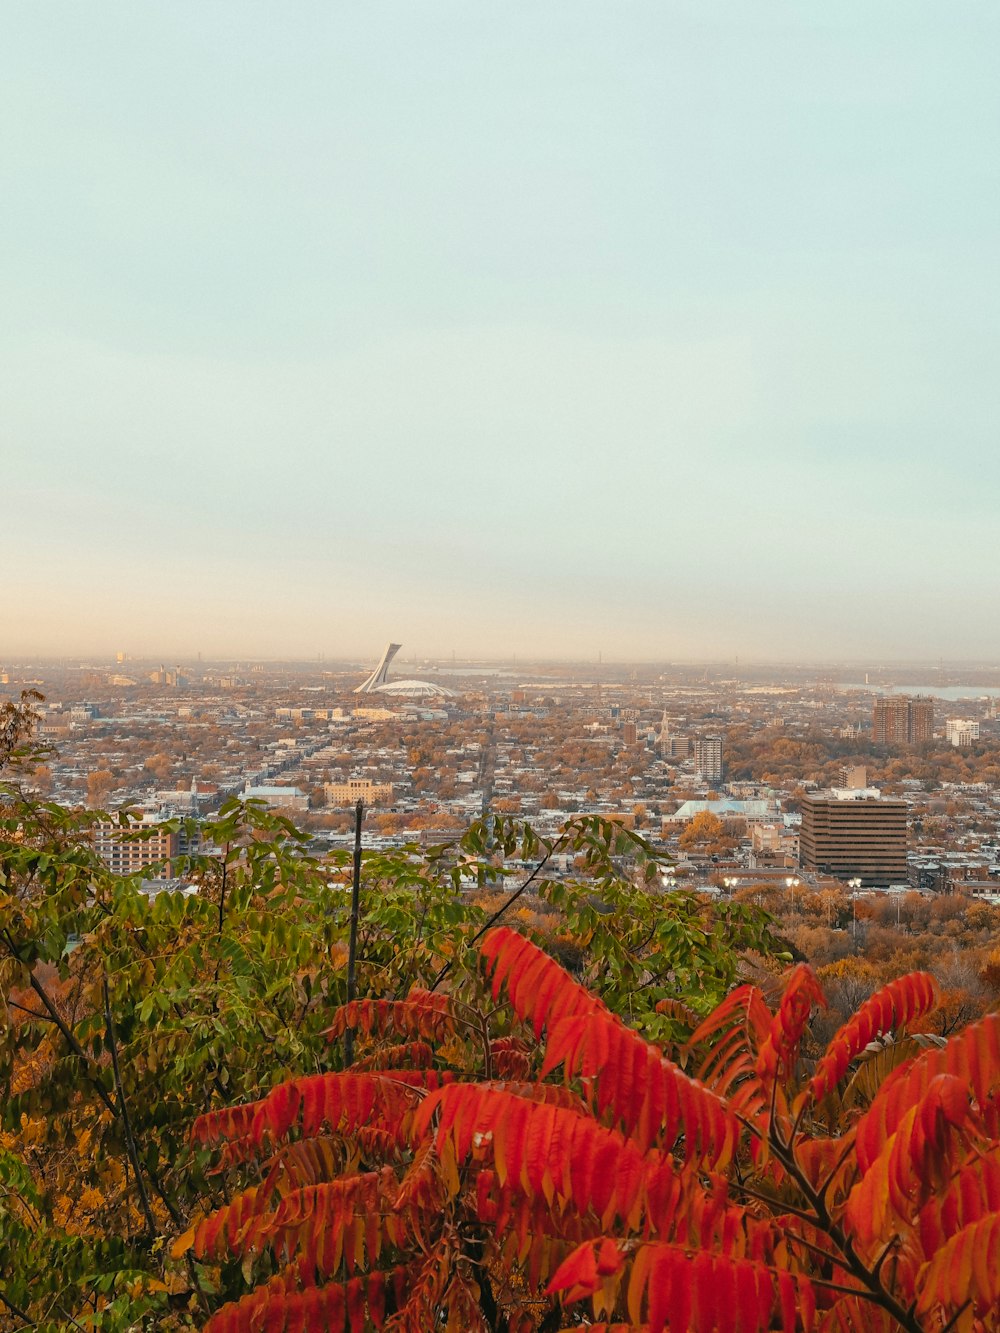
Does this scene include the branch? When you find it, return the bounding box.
[1,930,184,1233]
[813,1134,860,1206]
[940,1299,972,1333]
[5,999,51,1022]
[345,800,364,1066]
[767,1128,925,1333]
[1,929,118,1121]
[102,973,157,1237]
[0,1288,32,1325]
[429,831,566,993]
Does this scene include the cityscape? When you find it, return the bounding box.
[6,647,1000,910]
[5,3,999,1328]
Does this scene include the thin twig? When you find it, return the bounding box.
[429,833,565,993]
[4,999,51,1022]
[345,800,364,1066]
[102,973,157,1237]
[940,1300,972,1333]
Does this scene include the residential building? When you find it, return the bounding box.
[694,735,724,783]
[93,818,177,877]
[799,790,908,887]
[749,821,799,868]
[324,778,394,808]
[840,765,867,790]
[872,696,934,744]
[909,698,935,742]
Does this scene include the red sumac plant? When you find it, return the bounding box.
[177,927,1000,1332]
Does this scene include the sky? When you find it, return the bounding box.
[3,3,998,664]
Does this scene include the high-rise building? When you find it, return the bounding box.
[622,722,638,746]
[872,696,934,744]
[694,735,724,783]
[799,791,907,887]
[945,719,980,748]
[93,819,178,877]
[840,765,867,790]
[910,698,934,742]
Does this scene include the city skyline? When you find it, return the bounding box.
[6,4,998,661]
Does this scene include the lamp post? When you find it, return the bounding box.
[848,877,862,939]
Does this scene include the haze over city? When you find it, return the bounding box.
[5,4,998,662]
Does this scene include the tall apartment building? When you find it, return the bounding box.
[840,765,868,790]
[799,791,907,887]
[694,735,724,783]
[93,820,178,877]
[872,696,934,745]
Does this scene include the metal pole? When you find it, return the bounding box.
[345,799,364,1066]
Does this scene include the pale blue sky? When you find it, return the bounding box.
[4,3,998,662]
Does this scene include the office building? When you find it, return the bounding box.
[799,790,907,887]
[872,696,934,745]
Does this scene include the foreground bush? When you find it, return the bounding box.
[180,927,1000,1332]
[3,690,783,1328]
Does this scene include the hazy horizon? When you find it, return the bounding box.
[6,4,998,662]
[6,650,1000,678]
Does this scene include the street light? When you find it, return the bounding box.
[786,876,800,890]
[848,877,862,938]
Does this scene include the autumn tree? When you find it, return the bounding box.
[86,766,116,806]
[677,810,733,856]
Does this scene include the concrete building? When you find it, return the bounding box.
[749,821,799,868]
[694,735,724,783]
[872,696,934,745]
[840,765,867,790]
[324,778,394,808]
[93,818,177,877]
[946,719,980,748]
[149,665,188,687]
[799,790,907,887]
